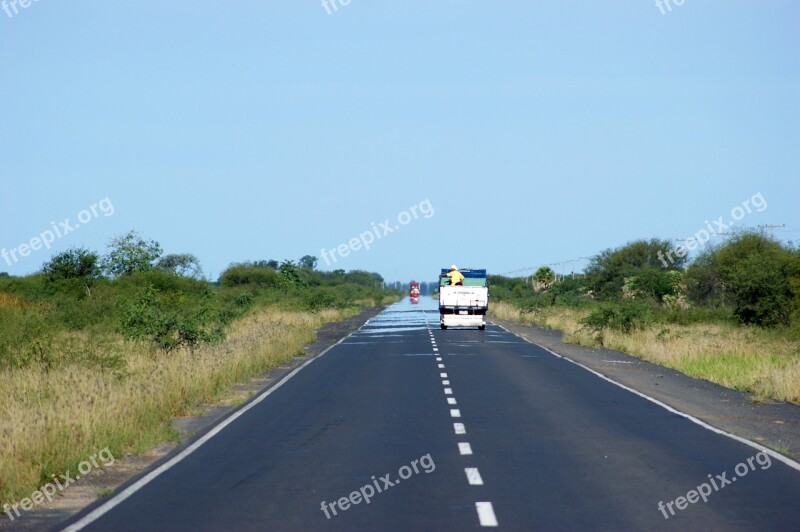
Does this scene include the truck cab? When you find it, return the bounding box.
[438,269,488,330]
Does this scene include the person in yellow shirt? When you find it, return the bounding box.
[445,265,465,286]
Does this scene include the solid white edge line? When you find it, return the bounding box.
[476,501,498,527]
[458,442,473,455]
[62,329,358,531]
[465,467,484,485]
[490,321,800,473]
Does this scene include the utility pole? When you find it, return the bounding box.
[758,224,786,238]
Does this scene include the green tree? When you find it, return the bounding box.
[156,253,203,278]
[728,253,792,326]
[299,255,318,270]
[41,247,101,281]
[586,239,682,299]
[103,231,162,277]
[533,266,555,289]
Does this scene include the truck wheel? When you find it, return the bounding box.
[440,324,447,330]
[478,325,485,330]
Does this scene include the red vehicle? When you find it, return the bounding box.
[409,281,421,301]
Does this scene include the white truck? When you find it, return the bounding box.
[438,268,488,330]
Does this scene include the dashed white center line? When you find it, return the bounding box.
[433,348,439,352]
[465,467,484,485]
[458,442,473,455]
[453,422,466,434]
[447,398,457,405]
[440,373,448,378]
[444,388,453,395]
[450,409,461,418]
[436,357,442,361]
[442,380,450,385]
[438,363,445,369]
[476,502,498,527]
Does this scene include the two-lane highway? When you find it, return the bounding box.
[63,298,800,530]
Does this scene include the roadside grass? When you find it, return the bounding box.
[490,301,800,405]
[0,307,355,504]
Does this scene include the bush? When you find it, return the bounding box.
[729,254,792,327]
[118,285,224,352]
[581,302,653,333]
[219,264,280,288]
[42,247,101,281]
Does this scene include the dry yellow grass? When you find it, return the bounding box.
[490,301,800,405]
[0,293,31,311]
[0,307,355,503]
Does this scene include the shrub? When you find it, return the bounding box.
[42,247,101,281]
[581,302,653,333]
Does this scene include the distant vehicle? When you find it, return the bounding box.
[409,281,421,299]
[438,268,488,330]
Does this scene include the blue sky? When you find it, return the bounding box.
[2,1,798,282]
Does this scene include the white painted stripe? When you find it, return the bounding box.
[454,422,466,434]
[450,409,461,418]
[440,373,448,378]
[444,388,453,394]
[442,380,450,385]
[433,348,439,352]
[476,502,498,527]
[61,326,360,531]
[447,398,457,405]
[458,442,473,455]
[465,467,483,485]
[491,321,800,474]
[436,357,442,361]
[438,363,445,368]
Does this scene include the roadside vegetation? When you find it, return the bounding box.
[0,231,398,504]
[489,231,800,404]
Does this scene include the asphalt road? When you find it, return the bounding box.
[62,298,800,531]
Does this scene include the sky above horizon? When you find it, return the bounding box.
[2,1,798,282]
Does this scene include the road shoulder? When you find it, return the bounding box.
[491,317,800,462]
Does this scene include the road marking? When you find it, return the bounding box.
[438,363,445,368]
[447,398,457,405]
[458,442,473,455]
[454,423,466,434]
[442,380,450,385]
[436,357,442,361]
[444,388,453,394]
[450,409,461,418]
[433,348,439,352]
[492,321,800,474]
[476,502,498,527]
[62,325,359,531]
[440,373,448,378]
[465,467,483,485]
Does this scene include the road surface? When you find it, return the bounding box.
[62,298,800,530]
